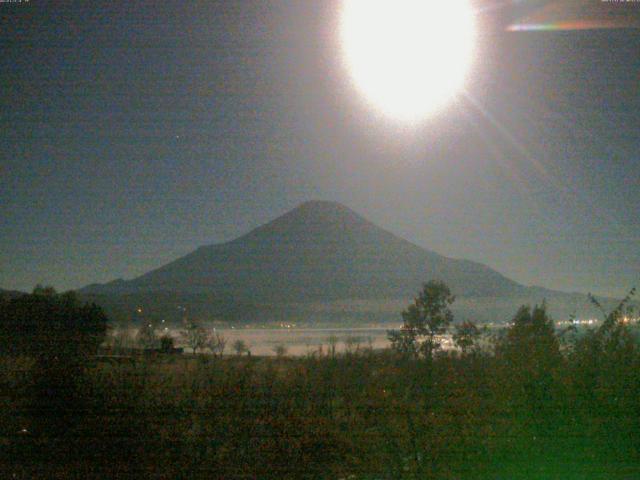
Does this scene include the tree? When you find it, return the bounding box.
[497,303,561,365]
[233,339,248,356]
[181,319,208,354]
[453,320,484,355]
[365,336,374,353]
[136,321,158,349]
[344,336,362,355]
[111,325,136,353]
[572,287,638,433]
[588,287,636,335]
[388,280,455,359]
[273,344,288,357]
[495,303,563,435]
[0,286,108,361]
[327,335,338,358]
[387,327,416,356]
[0,287,109,438]
[160,335,175,353]
[208,332,227,357]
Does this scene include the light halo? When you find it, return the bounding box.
[340,0,476,123]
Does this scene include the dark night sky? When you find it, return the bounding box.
[1,0,639,297]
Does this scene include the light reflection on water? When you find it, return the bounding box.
[112,327,397,356]
[110,326,465,357]
[216,328,393,356]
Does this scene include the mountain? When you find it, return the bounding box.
[81,201,611,324]
[83,201,524,300]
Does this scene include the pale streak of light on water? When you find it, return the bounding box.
[216,328,394,356]
[115,327,459,356]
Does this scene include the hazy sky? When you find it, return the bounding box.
[2,1,639,297]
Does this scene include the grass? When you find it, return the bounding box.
[1,340,640,479]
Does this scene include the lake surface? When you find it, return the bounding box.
[115,325,460,357]
[215,327,394,356]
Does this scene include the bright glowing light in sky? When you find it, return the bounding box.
[340,0,476,123]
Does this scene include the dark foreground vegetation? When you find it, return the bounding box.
[1,285,640,479]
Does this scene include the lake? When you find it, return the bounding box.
[214,327,394,356]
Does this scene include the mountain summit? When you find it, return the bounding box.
[84,201,523,302]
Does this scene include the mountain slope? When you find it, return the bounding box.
[85,201,524,301]
[82,201,620,324]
